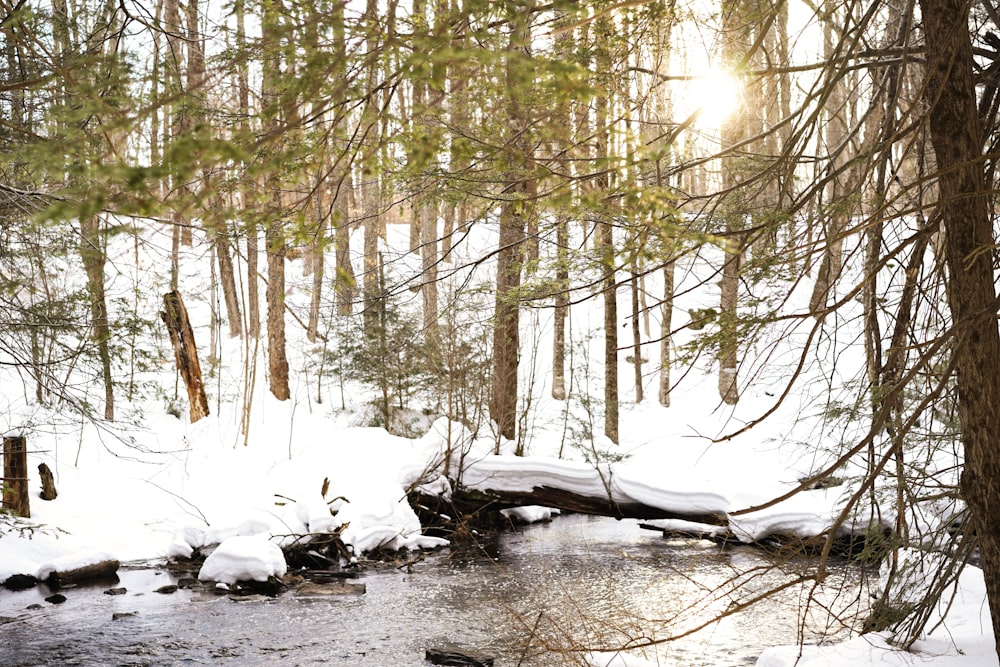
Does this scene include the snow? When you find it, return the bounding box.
[0,222,991,667]
[500,505,560,524]
[197,535,287,585]
[757,563,996,666]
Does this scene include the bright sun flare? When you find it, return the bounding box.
[687,68,744,130]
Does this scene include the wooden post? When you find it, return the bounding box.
[161,291,210,423]
[3,435,30,518]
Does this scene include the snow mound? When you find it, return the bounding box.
[197,535,287,584]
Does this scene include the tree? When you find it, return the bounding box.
[261,0,290,401]
[920,0,1000,652]
[489,1,535,446]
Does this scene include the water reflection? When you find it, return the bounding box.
[0,514,870,666]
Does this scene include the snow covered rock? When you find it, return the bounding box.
[197,535,287,584]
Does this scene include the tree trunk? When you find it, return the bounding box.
[80,217,114,421]
[489,8,532,447]
[808,0,851,315]
[420,199,439,347]
[919,0,1000,656]
[659,260,674,407]
[261,0,290,401]
[307,195,326,343]
[595,14,618,443]
[490,196,525,444]
[631,257,643,403]
[265,219,290,400]
[718,236,740,405]
[236,0,259,339]
[552,213,569,401]
[2,435,29,518]
[214,220,242,338]
[161,291,210,422]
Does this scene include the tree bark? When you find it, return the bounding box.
[265,219,290,400]
[718,236,740,405]
[596,13,618,443]
[2,435,29,518]
[38,463,57,501]
[919,0,1000,656]
[214,220,243,339]
[161,291,210,422]
[552,213,569,401]
[631,257,643,403]
[489,7,532,446]
[80,217,115,421]
[236,0,259,339]
[490,196,526,444]
[659,260,674,407]
[420,199,440,347]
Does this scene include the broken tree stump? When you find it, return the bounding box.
[38,463,57,500]
[2,435,29,518]
[161,291,210,423]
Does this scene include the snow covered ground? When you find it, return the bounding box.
[0,222,992,666]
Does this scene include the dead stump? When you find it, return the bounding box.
[38,463,57,500]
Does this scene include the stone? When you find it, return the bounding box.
[294,581,366,597]
[155,584,178,595]
[3,574,38,591]
[425,645,495,667]
[104,587,127,596]
[44,594,67,604]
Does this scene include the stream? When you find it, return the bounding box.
[0,514,871,666]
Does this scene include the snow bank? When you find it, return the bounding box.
[756,560,998,666]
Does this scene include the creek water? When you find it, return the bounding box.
[0,514,871,666]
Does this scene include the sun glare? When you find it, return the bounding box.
[686,68,744,130]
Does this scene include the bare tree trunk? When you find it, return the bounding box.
[236,0,259,339]
[307,193,326,343]
[808,0,851,315]
[3,435,29,518]
[489,6,532,447]
[161,291,210,422]
[630,257,643,403]
[716,0,751,406]
[920,0,1000,655]
[265,218,290,400]
[262,0,290,401]
[552,213,569,401]
[490,195,526,444]
[421,199,439,346]
[658,260,674,407]
[718,236,740,405]
[333,205,355,316]
[80,217,114,421]
[595,13,618,443]
[214,223,242,338]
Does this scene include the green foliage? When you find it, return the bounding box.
[332,302,434,433]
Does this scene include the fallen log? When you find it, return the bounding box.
[40,558,120,589]
[448,485,728,526]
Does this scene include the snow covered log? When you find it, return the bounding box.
[459,484,728,525]
[453,456,729,525]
